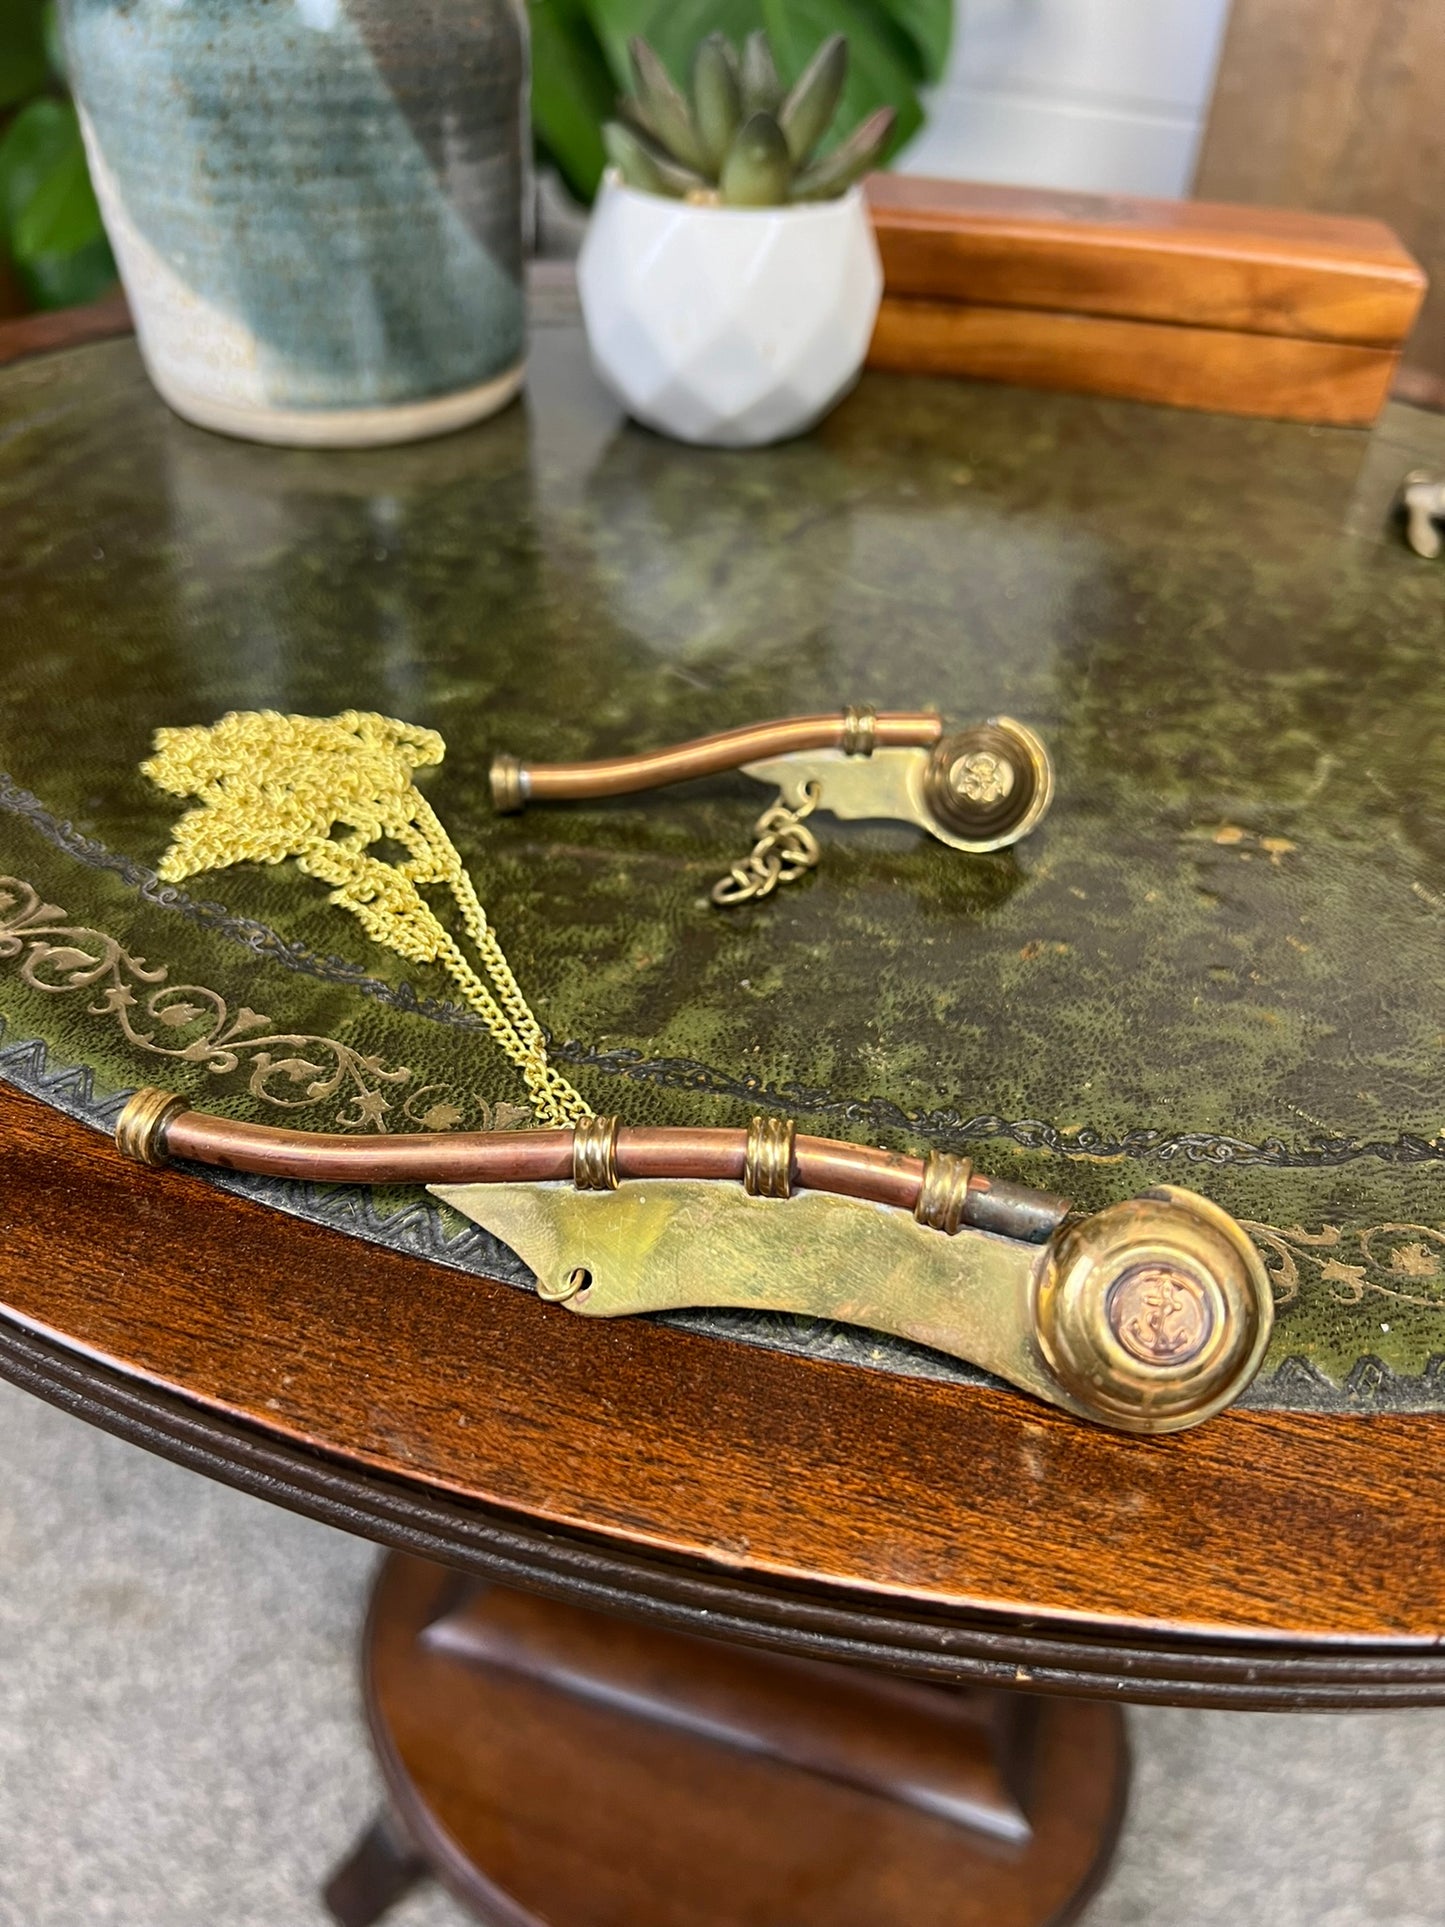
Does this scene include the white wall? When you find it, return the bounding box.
[902,0,1234,200]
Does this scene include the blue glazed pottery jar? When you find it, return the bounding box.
[60,0,529,446]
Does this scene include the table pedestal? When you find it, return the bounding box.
[325,1555,1127,1927]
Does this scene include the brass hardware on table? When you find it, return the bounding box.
[491,708,1055,904]
[572,1114,621,1191]
[712,784,822,906]
[913,1151,974,1236]
[114,1087,1271,1435]
[113,1085,191,1167]
[489,752,527,814]
[840,704,877,757]
[744,1116,796,1198]
[1034,1192,1269,1433]
[920,722,1048,846]
[1400,470,1445,559]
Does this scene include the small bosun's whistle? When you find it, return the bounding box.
[490,707,1055,904]
[116,1091,1272,1435]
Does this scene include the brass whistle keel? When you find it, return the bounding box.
[115,1090,1270,1435]
[491,707,1054,903]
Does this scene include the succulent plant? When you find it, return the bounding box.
[603,31,895,208]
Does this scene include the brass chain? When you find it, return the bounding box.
[142,710,593,1128]
[711,782,822,907]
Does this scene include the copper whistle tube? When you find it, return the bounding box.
[491,710,943,810]
[122,1094,1070,1245]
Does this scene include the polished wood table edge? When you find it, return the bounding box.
[2,1085,1442,1707]
[11,1084,1445,1643]
[0,291,132,369]
[1,1308,1441,1711]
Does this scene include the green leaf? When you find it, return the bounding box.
[0,97,105,261]
[760,0,921,160]
[778,32,847,164]
[16,234,116,312]
[580,0,660,86]
[876,0,953,84]
[691,33,742,175]
[719,110,791,206]
[0,0,48,109]
[42,0,68,84]
[603,119,706,197]
[740,27,782,114]
[792,103,894,198]
[587,0,764,93]
[528,0,616,201]
[627,36,710,173]
[567,0,934,198]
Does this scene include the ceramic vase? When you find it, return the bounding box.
[577,178,883,449]
[59,0,529,447]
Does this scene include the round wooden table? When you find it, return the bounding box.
[3,300,1444,1927]
[4,1074,1444,1924]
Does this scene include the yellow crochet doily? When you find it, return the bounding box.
[143,709,591,1128]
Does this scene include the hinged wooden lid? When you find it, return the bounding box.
[867,176,1426,348]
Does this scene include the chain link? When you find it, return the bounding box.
[142,710,593,1128]
[711,783,822,907]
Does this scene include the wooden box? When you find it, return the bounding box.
[866,176,1427,424]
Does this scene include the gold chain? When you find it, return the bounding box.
[711,782,822,907]
[141,710,592,1128]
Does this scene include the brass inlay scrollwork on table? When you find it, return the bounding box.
[1246,1221,1445,1310]
[0,874,460,1132]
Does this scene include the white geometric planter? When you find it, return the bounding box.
[578,177,883,448]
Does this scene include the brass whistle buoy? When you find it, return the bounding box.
[490,706,1054,904]
[115,1089,1270,1435]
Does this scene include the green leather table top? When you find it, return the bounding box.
[3,315,1445,1412]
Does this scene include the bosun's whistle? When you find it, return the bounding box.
[489,706,1055,904]
[116,1092,1272,1435]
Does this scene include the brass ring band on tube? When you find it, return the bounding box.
[745,1116,796,1198]
[115,1087,191,1167]
[572,1114,620,1190]
[490,753,527,814]
[841,704,877,757]
[914,1151,974,1235]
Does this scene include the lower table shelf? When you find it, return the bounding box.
[327,1554,1127,1927]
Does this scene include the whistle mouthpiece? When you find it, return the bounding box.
[114,1087,190,1167]
[490,753,528,813]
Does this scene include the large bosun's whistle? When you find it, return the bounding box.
[117,1091,1271,1435]
[490,707,1054,903]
